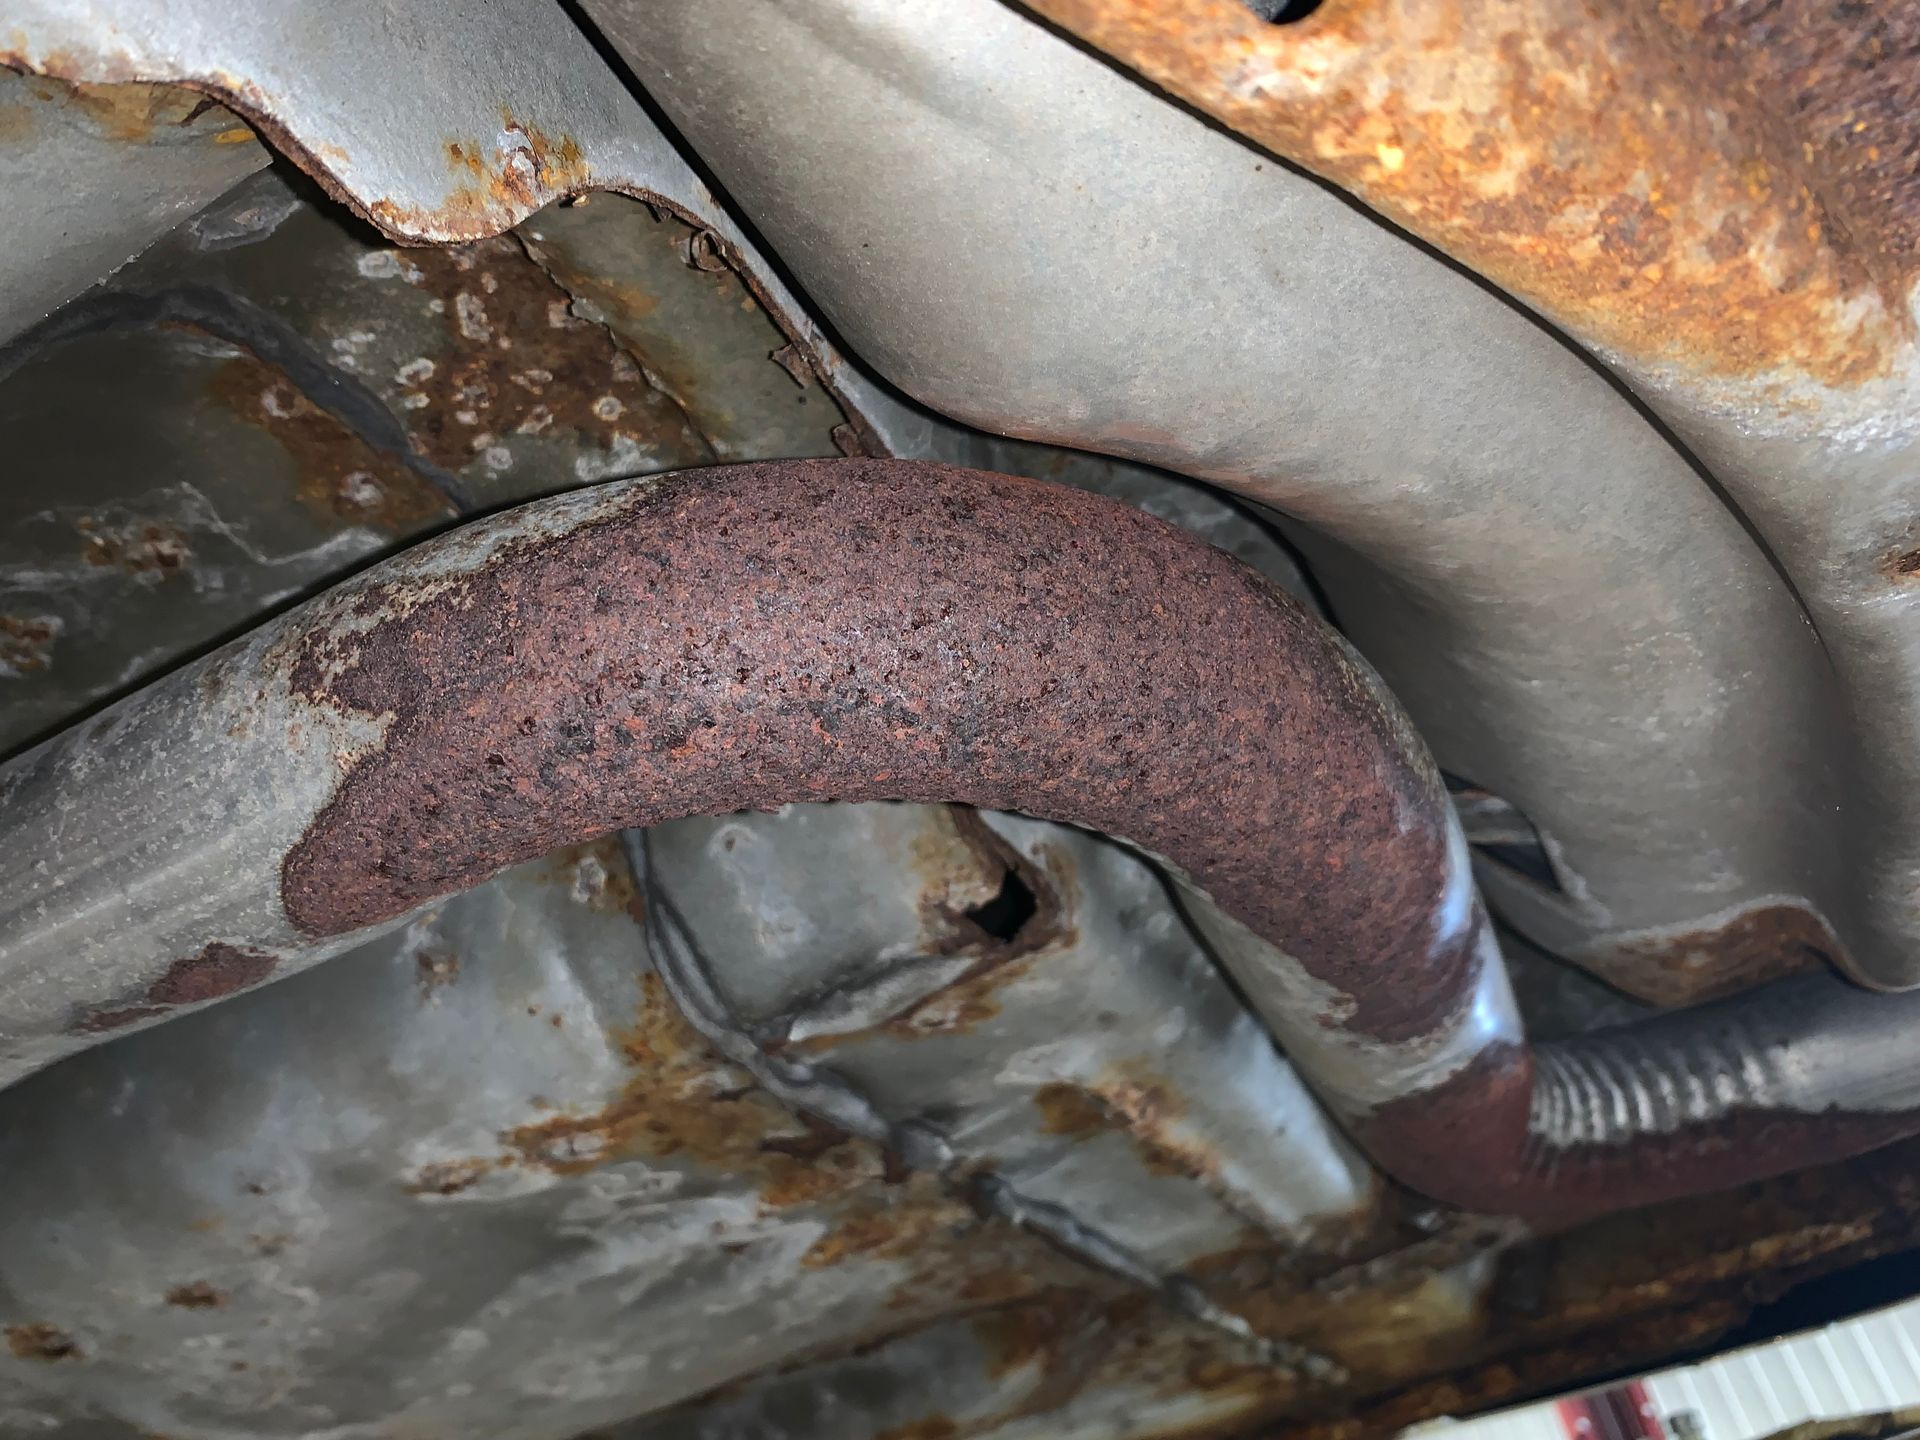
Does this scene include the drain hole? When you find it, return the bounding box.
[965,869,1038,942]
[1243,0,1326,21]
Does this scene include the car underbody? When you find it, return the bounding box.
[4,3,1920,1438]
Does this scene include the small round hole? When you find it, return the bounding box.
[1245,0,1326,20]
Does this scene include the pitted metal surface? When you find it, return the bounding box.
[8,456,1920,1225]
[589,0,1851,1009]
[8,2,1920,1436]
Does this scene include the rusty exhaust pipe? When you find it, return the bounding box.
[2,459,1916,1221]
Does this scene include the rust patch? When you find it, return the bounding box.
[414,949,460,996]
[1881,542,1920,583]
[68,944,277,1036]
[147,943,277,1005]
[164,1281,227,1310]
[800,1175,979,1270]
[363,109,591,242]
[0,614,57,676]
[10,73,230,142]
[373,234,710,476]
[5,1324,79,1361]
[1358,1043,1920,1224]
[405,1158,493,1197]
[1032,1075,1210,1181]
[1026,0,1920,390]
[873,1419,959,1440]
[280,460,1468,1049]
[499,973,876,1200]
[206,352,452,533]
[975,1290,1089,1378]
[77,518,191,578]
[1577,901,1835,1006]
[1033,1082,1108,1138]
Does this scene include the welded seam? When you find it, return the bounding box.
[621,828,1344,1382]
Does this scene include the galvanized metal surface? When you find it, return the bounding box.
[0,838,1108,1437]
[0,68,266,344]
[11,820,1920,1440]
[10,0,1850,1007]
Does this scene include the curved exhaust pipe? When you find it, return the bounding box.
[1,458,1915,1221]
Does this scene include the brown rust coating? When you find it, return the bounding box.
[146,943,277,1005]
[4,1324,79,1361]
[1576,902,1834,1007]
[76,518,192,578]
[1024,0,1920,390]
[279,459,1471,1045]
[163,1281,227,1310]
[1357,1045,1920,1223]
[0,615,57,676]
[380,234,712,476]
[206,353,453,534]
[69,944,277,1035]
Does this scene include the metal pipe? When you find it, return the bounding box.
[1,458,1914,1220]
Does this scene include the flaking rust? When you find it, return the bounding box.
[365,111,592,243]
[276,459,1470,1048]
[1023,0,1920,392]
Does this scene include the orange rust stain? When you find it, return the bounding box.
[1033,1073,1217,1182]
[5,1323,79,1361]
[799,1174,978,1270]
[205,352,452,533]
[1882,542,1920,584]
[76,518,191,578]
[531,833,643,916]
[405,1158,495,1197]
[414,948,460,996]
[378,234,710,474]
[971,1289,1098,1380]
[1577,901,1834,1006]
[1026,0,1920,389]
[365,110,590,241]
[1033,1081,1109,1138]
[497,971,881,1199]
[0,615,57,675]
[6,72,231,142]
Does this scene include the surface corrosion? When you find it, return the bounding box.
[70,943,277,1035]
[377,234,712,474]
[363,110,590,242]
[1572,902,1835,1007]
[253,458,1920,1218]
[1024,0,1920,389]
[278,459,1470,1047]
[399,840,1075,1312]
[0,615,58,677]
[207,353,454,533]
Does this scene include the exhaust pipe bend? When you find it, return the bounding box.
[2,458,1917,1221]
